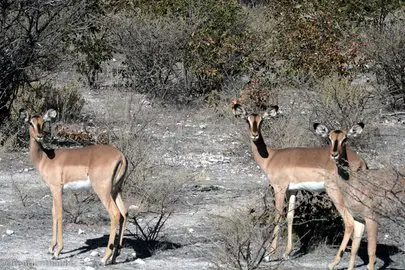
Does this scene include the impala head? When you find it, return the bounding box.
[20,109,57,142]
[232,103,279,141]
[314,122,364,161]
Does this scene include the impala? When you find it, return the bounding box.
[232,103,367,265]
[314,123,405,270]
[21,109,128,265]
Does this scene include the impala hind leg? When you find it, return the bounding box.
[111,192,128,263]
[284,191,297,259]
[98,194,121,265]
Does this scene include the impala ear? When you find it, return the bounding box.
[314,123,329,138]
[19,109,30,123]
[262,105,279,119]
[43,109,57,122]
[347,122,364,138]
[232,104,247,119]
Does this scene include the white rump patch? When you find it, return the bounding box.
[63,177,92,190]
[288,181,325,192]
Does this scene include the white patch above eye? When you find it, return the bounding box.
[288,181,325,192]
[63,178,92,190]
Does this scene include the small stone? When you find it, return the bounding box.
[134,258,145,264]
[188,228,194,233]
[78,229,85,235]
[84,257,92,263]
[6,229,14,235]
[90,251,99,257]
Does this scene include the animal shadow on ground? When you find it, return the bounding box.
[292,212,403,269]
[354,242,404,270]
[59,234,181,263]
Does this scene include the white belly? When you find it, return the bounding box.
[288,181,325,192]
[63,178,92,190]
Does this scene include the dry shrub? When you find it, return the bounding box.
[99,89,187,253]
[363,20,405,110]
[232,79,278,113]
[309,76,376,128]
[1,82,84,149]
[127,169,188,243]
[308,76,380,153]
[345,167,405,244]
[12,83,84,122]
[112,14,191,104]
[212,191,278,270]
[293,191,342,253]
[63,191,97,224]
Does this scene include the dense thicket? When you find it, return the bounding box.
[1,0,404,120]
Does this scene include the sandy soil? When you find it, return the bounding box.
[1,87,404,270]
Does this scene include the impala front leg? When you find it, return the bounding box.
[365,217,378,270]
[50,187,64,258]
[348,221,365,270]
[268,186,286,259]
[48,195,58,254]
[326,185,354,269]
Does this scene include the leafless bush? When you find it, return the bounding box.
[128,170,187,244]
[309,76,377,128]
[12,180,30,209]
[363,21,405,110]
[112,14,192,104]
[293,191,342,253]
[100,89,187,253]
[1,82,84,149]
[212,191,279,270]
[228,80,316,148]
[345,167,405,244]
[63,191,97,224]
[308,76,380,152]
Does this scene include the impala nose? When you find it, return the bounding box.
[251,134,259,141]
[331,152,339,160]
[37,133,45,141]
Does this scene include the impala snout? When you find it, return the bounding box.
[250,132,260,141]
[251,135,260,141]
[36,134,44,141]
[34,126,45,141]
[331,152,340,160]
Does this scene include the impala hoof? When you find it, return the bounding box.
[282,253,290,260]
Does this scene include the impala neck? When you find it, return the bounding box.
[29,133,55,169]
[29,137,45,169]
[250,131,271,169]
[335,145,350,181]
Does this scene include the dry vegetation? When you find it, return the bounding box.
[1,1,405,269]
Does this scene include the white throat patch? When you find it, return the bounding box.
[288,181,325,192]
